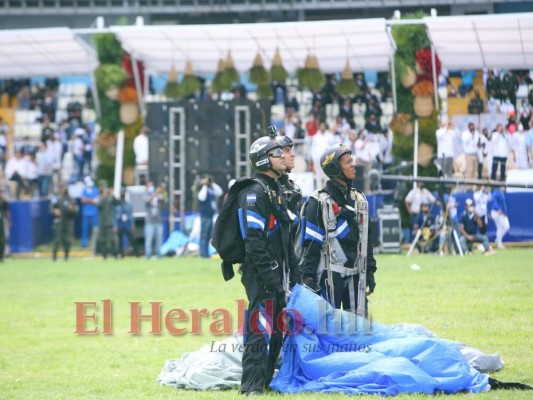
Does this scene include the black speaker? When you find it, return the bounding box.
[370,218,380,249]
[148,132,169,185]
[353,166,366,192]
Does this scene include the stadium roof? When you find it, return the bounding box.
[0,13,532,79]
[110,18,394,75]
[424,12,533,70]
[0,27,98,78]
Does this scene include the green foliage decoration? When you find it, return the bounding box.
[92,33,124,65]
[95,64,128,91]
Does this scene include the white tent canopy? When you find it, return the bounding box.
[0,13,531,80]
[424,13,533,70]
[0,27,98,78]
[110,18,394,75]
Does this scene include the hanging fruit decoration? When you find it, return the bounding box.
[248,52,272,99]
[297,54,325,92]
[180,60,202,97]
[211,58,232,92]
[270,47,288,82]
[164,63,181,99]
[335,59,359,97]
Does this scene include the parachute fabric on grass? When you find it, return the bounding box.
[270,284,490,395]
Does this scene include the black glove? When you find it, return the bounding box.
[367,273,376,294]
[304,276,320,292]
[289,264,302,288]
[262,261,282,293]
[339,206,356,221]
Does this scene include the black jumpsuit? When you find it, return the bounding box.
[237,173,298,394]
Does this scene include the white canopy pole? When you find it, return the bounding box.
[431,45,439,109]
[386,25,398,113]
[113,130,125,197]
[390,53,397,113]
[413,119,419,190]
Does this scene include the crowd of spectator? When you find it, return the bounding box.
[436,114,532,183]
[276,73,394,191]
[0,79,94,199]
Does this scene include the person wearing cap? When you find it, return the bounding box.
[459,198,494,255]
[114,188,139,258]
[49,186,77,261]
[413,202,446,255]
[300,143,377,311]
[197,174,223,258]
[405,182,438,235]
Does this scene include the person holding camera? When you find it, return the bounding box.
[459,199,494,255]
[197,175,223,258]
[144,181,165,258]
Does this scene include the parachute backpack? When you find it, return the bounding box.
[211,177,270,281]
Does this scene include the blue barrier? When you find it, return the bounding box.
[454,192,533,243]
[7,192,533,253]
[9,199,54,253]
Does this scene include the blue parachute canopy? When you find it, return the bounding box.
[270,284,489,395]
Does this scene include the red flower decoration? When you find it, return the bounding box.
[415,49,441,81]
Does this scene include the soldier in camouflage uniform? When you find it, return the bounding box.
[97,182,119,259]
[50,186,77,261]
[0,192,10,262]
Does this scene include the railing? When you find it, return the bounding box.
[0,0,504,15]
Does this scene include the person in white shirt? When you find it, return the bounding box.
[309,122,337,190]
[46,133,63,172]
[283,118,296,140]
[36,142,53,197]
[473,185,491,234]
[461,123,480,180]
[405,182,438,229]
[499,98,515,117]
[511,124,529,169]
[343,130,357,155]
[435,120,456,177]
[486,91,501,114]
[490,124,510,181]
[133,126,149,166]
[5,149,28,199]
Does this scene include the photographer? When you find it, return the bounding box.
[144,182,166,258]
[197,175,222,258]
[459,199,494,256]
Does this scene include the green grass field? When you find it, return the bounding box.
[0,249,532,399]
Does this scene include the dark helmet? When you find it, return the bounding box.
[320,143,352,178]
[249,135,282,172]
[276,135,294,149]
